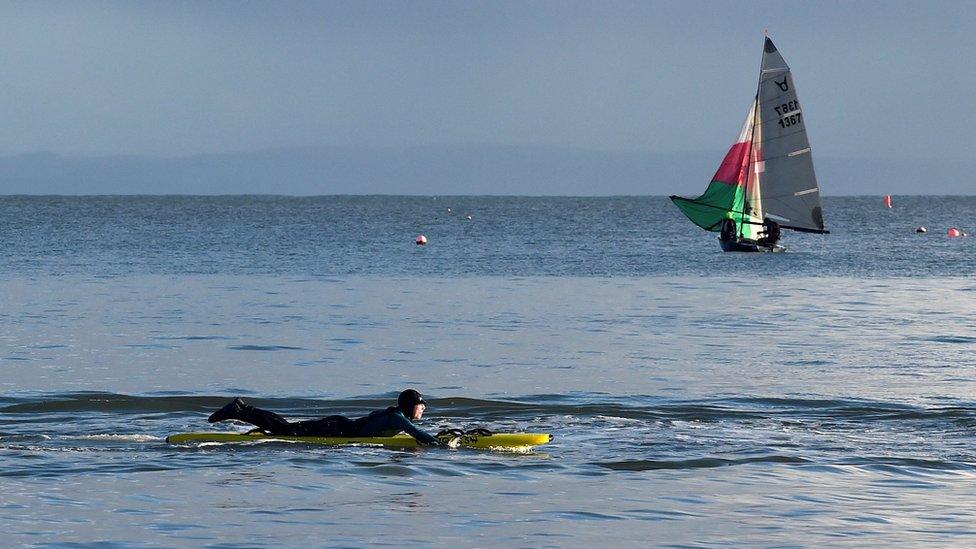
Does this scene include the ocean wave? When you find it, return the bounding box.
[71,434,162,442]
[924,335,976,344]
[596,455,976,473]
[226,345,308,351]
[3,393,975,427]
[597,455,811,471]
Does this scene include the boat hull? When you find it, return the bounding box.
[719,237,783,253]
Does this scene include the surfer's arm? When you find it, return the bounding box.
[391,412,440,446]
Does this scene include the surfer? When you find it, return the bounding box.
[207,389,441,446]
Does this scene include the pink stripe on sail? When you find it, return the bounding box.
[711,141,752,186]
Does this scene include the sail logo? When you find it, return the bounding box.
[775,78,789,92]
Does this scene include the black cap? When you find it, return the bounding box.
[397,389,426,412]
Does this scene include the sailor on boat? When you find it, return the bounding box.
[207,389,441,446]
[757,218,781,247]
[719,217,736,243]
[717,215,780,251]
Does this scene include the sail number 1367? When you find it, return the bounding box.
[774,100,801,129]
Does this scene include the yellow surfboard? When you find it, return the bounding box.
[166,431,552,450]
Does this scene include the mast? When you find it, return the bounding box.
[739,36,765,239]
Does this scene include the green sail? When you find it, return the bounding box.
[670,97,760,241]
[670,181,747,232]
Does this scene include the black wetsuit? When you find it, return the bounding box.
[225,402,440,445]
[719,218,737,242]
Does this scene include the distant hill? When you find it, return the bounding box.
[0,145,970,195]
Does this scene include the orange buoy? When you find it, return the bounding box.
[415,234,427,246]
[884,195,892,208]
[948,228,962,238]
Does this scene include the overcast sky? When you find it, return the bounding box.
[0,1,973,161]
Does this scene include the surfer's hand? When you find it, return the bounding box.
[435,428,463,447]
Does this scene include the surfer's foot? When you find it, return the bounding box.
[208,397,246,423]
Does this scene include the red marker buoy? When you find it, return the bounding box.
[948,228,962,238]
[884,195,892,208]
[415,234,427,246]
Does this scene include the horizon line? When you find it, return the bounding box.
[0,193,968,198]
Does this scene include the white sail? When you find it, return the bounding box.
[750,37,826,232]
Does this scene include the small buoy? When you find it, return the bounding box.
[884,195,892,208]
[915,226,927,233]
[415,234,427,246]
[447,208,452,213]
[948,228,962,238]
[466,215,472,220]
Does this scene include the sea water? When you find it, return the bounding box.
[2,196,976,546]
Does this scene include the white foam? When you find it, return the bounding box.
[74,434,161,442]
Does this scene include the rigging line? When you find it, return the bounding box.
[741,217,826,234]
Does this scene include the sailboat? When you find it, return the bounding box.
[670,36,828,252]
